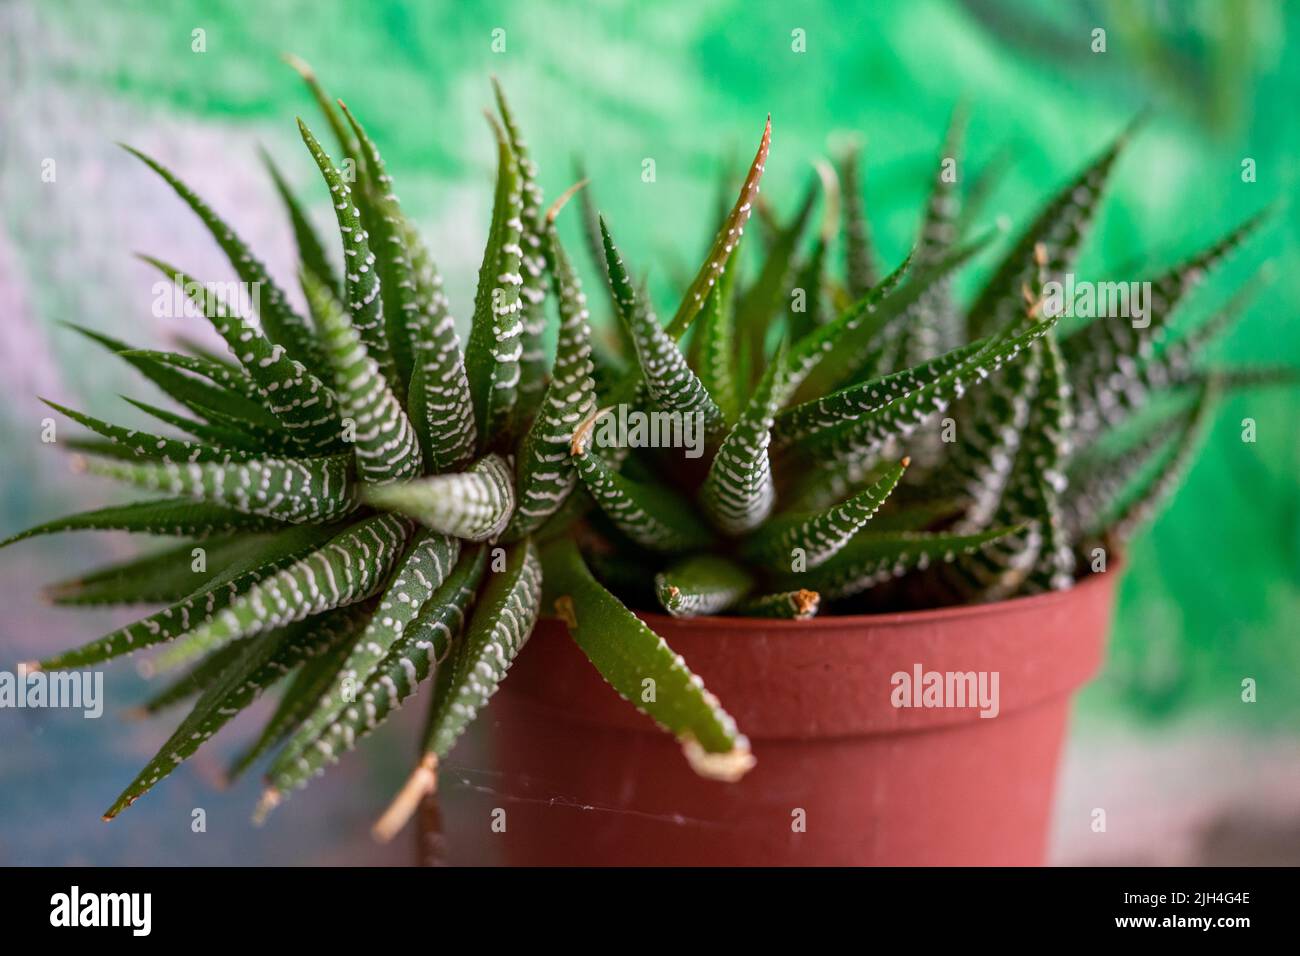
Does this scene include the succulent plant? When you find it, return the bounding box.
[7,63,1290,840]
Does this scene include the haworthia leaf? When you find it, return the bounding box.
[150,514,409,673]
[571,416,715,553]
[0,498,286,549]
[503,218,597,540]
[793,230,995,400]
[338,101,419,397]
[420,538,541,760]
[794,314,1058,470]
[403,217,478,473]
[41,398,252,465]
[464,117,525,448]
[601,220,724,432]
[302,269,423,484]
[362,453,514,541]
[225,621,358,781]
[132,638,253,716]
[700,340,792,535]
[743,459,908,571]
[492,79,550,429]
[1100,381,1216,541]
[298,118,401,389]
[695,253,742,425]
[1066,214,1269,441]
[784,526,1019,600]
[966,122,1133,340]
[85,454,356,524]
[734,173,819,365]
[267,545,486,799]
[655,553,755,617]
[120,349,270,411]
[65,323,286,439]
[44,536,244,606]
[140,258,342,452]
[1017,336,1076,592]
[121,396,267,454]
[103,607,369,819]
[283,54,364,179]
[36,523,340,669]
[269,529,459,779]
[774,340,985,450]
[261,147,340,297]
[666,115,771,339]
[122,145,325,371]
[540,538,753,780]
[840,142,879,298]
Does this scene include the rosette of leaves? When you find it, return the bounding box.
[6,65,1291,839]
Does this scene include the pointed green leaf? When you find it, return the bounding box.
[655,554,755,617]
[464,117,525,448]
[261,147,340,296]
[541,538,753,779]
[503,219,598,540]
[36,523,340,669]
[41,398,251,464]
[571,419,715,553]
[122,144,325,370]
[666,116,771,339]
[967,122,1133,340]
[267,545,486,796]
[270,529,459,776]
[298,118,401,389]
[302,268,423,484]
[743,458,908,570]
[139,258,343,452]
[700,340,792,535]
[420,539,541,759]
[362,453,514,541]
[102,606,369,819]
[150,514,410,672]
[84,454,356,524]
[1,498,286,550]
[785,526,1019,599]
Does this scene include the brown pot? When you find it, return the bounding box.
[480,568,1117,865]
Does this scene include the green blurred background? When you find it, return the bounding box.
[1,0,1296,864]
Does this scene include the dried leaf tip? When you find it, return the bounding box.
[900,456,912,468]
[554,595,577,628]
[373,754,438,843]
[546,179,589,224]
[280,52,315,80]
[682,735,756,782]
[252,787,281,826]
[813,158,841,242]
[793,589,821,618]
[483,109,507,145]
[569,406,608,457]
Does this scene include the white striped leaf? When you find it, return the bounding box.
[362,453,514,541]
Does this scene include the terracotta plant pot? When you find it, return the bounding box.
[481,568,1117,865]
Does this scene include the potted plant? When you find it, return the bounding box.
[6,63,1289,865]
